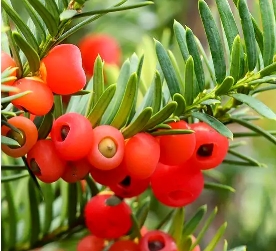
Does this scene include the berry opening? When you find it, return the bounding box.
[148,240,165,251]
[197,143,214,157]
[60,125,70,141]
[98,137,117,158]
[6,129,26,149]
[30,159,41,175]
[119,176,131,187]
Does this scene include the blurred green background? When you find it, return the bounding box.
[2,0,276,250]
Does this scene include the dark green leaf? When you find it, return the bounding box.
[215,0,239,50]
[173,93,186,116]
[155,209,174,230]
[203,222,227,251]
[238,0,258,71]
[28,178,41,245]
[228,149,266,167]
[122,107,153,139]
[199,0,226,83]
[53,95,63,119]
[259,0,276,66]
[102,59,131,124]
[87,84,116,127]
[155,39,181,97]
[22,0,46,42]
[1,165,26,171]
[230,93,276,120]
[68,183,78,227]
[173,20,189,61]
[191,112,233,139]
[204,182,235,192]
[60,10,78,21]
[230,36,242,83]
[184,56,195,105]
[152,72,163,114]
[186,28,205,91]
[2,181,17,249]
[231,116,276,145]
[169,207,185,247]
[151,129,193,137]
[110,73,138,129]
[91,56,104,108]
[215,76,234,96]
[252,16,264,53]
[129,213,142,239]
[1,135,20,147]
[73,2,154,19]
[143,102,177,131]
[135,200,150,229]
[28,0,58,36]
[34,112,54,140]
[228,246,247,251]
[2,0,39,51]
[1,172,29,182]
[222,159,259,166]
[2,10,23,76]
[182,205,207,236]
[41,183,54,235]
[45,0,60,22]
[259,62,276,77]
[190,207,218,250]
[12,32,40,74]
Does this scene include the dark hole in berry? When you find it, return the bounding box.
[197,143,214,157]
[148,240,165,251]
[60,125,70,141]
[30,159,41,175]
[6,129,26,149]
[119,176,131,187]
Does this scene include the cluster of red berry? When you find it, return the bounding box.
[2,35,229,251]
[77,222,200,251]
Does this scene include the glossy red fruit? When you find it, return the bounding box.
[1,51,17,85]
[76,235,105,251]
[159,120,196,166]
[27,140,66,183]
[109,240,139,251]
[189,122,229,170]
[78,34,121,76]
[124,133,160,179]
[84,194,132,239]
[41,44,86,95]
[139,230,177,251]
[1,116,38,158]
[51,113,94,161]
[90,162,127,186]
[62,158,92,183]
[151,162,204,207]
[87,125,125,170]
[109,170,150,198]
[9,77,54,115]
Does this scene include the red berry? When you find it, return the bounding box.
[51,113,94,161]
[9,77,54,115]
[76,235,105,251]
[78,34,121,76]
[124,133,160,179]
[159,120,196,166]
[40,44,86,95]
[1,51,17,85]
[1,116,38,158]
[139,230,177,251]
[189,122,229,170]
[151,162,204,207]
[87,125,125,170]
[84,194,132,239]
[62,158,92,183]
[109,240,139,251]
[27,140,66,183]
[90,162,127,186]
[109,169,150,198]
